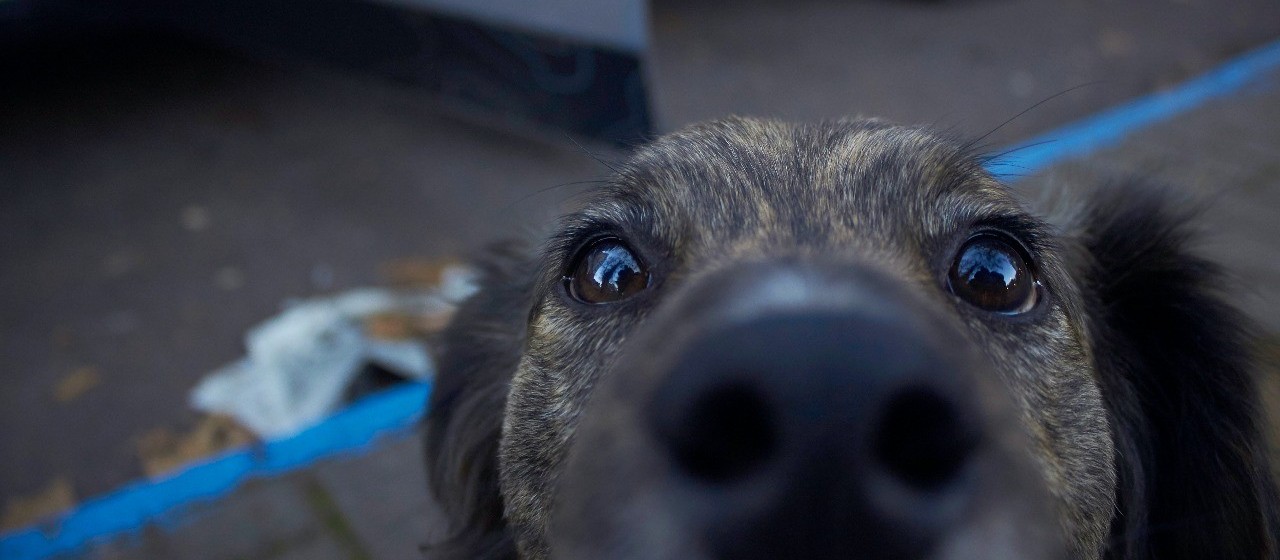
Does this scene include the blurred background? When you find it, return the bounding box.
[3,0,1280,558]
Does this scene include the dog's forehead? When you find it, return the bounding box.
[580,118,1017,260]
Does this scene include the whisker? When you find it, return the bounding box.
[565,132,623,175]
[962,81,1105,154]
[502,179,611,214]
[978,139,1061,166]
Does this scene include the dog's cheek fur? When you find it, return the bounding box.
[962,300,1115,559]
[1060,180,1280,560]
[422,246,529,560]
[500,298,644,559]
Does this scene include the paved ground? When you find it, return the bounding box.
[0,33,602,505]
[1016,74,1280,334]
[2,0,1279,557]
[87,433,444,560]
[649,0,1280,146]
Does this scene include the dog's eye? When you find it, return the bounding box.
[948,233,1038,314]
[566,238,650,304]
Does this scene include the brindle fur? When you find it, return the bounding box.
[423,117,1280,559]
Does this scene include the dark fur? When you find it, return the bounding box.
[424,244,529,559]
[1075,185,1279,558]
[423,118,1279,559]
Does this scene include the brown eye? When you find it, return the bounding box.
[948,233,1038,314]
[566,238,650,304]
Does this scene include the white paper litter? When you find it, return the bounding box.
[190,266,478,438]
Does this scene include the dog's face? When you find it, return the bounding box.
[425,118,1276,560]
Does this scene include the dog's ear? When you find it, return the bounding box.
[1066,181,1280,559]
[423,246,532,560]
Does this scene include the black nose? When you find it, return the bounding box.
[647,312,983,559]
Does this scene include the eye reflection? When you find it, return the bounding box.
[948,233,1037,314]
[957,244,1019,291]
[567,238,650,304]
[593,245,642,292]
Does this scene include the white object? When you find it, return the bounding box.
[191,267,477,438]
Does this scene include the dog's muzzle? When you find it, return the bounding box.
[552,259,1066,560]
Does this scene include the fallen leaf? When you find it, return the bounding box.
[181,205,211,232]
[378,257,463,288]
[1098,28,1135,58]
[137,414,256,478]
[414,307,456,335]
[103,250,142,278]
[364,312,417,341]
[53,367,101,403]
[364,309,456,341]
[214,266,245,291]
[2,477,75,531]
[51,326,74,350]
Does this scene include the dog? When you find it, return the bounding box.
[423,117,1279,559]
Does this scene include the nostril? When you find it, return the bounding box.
[874,388,978,491]
[663,383,778,483]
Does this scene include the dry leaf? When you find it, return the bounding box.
[364,312,418,341]
[137,414,256,478]
[363,308,456,341]
[53,367,101,403]
[1098,28,1135,58]
[2,477,75,531]
[414,307,456,335]
[378,257,463,288]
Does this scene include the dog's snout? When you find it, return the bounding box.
[647,311,983,558]
[658,381,779,483]
[554,262,1064,560]
[875,387,978,492]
